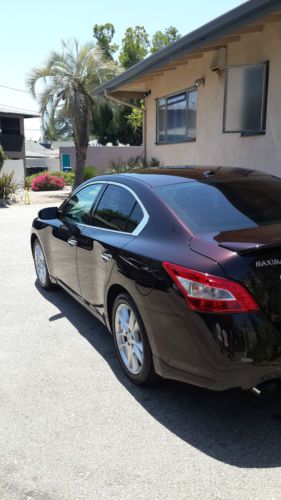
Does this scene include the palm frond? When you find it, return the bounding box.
[26,38,121,177]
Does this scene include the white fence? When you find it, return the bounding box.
[2,159,25,187]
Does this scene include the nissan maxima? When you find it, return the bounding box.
[31,167,281,391]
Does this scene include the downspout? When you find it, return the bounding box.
[143,103,147,165]
[104,89,147,163]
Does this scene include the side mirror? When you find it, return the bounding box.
[38,206,61,220]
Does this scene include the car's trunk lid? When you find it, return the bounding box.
[190,224,281,328]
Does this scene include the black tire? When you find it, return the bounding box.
[32,238,54,291]
[112,293,157,385]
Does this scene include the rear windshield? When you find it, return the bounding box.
[155,176,281,233]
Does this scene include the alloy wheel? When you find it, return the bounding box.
[34,242,47,286]
[115,303,144,375]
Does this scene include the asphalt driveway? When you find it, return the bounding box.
[1,202,281,499]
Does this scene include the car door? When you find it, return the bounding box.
[76,183,147,318]
[50,183,104,296]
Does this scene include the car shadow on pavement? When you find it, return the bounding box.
[36,282,281,469]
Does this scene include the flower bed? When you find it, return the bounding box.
[31,173,66,191]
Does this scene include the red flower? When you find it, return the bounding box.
[31,173,66,191]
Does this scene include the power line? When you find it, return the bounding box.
[0,83,28,93]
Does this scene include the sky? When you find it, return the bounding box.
[1,0,244,140]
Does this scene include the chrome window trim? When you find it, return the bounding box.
[65,180,149,236]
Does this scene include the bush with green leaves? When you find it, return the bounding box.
[50,170,75,185]
[107,154,160,173]
[25,166,95,189]
[84,166,98,181]
[31,173,66,191]
[25,170,75,189]
[0,145,5,172]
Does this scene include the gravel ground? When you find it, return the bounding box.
[1,201,281,500]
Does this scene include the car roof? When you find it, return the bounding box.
[93,166,269,188]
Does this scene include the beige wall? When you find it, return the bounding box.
[59,145,143,173]
[145,22,281,176]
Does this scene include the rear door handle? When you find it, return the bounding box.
[101,250,112,262]
[67,237,77,247]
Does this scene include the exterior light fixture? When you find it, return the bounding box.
[194,78,205,88]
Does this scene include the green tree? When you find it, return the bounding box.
[27,39,119,188]
[117,107,142,145]
[151,26,181,54]
[119,26,150,69]
[92,103,142,146]
[92,101,119,145]
[93,23,118,60]
[126,104,144,132]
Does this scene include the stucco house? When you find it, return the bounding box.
[0,107,37,185]
[95,0,281,176]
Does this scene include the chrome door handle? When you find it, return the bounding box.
[67,237,77,247]
[101,250,112,262]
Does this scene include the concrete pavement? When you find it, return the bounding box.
[1,202,281,499]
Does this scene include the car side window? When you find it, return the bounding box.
[63,184,103,224]
[92,184,144,232]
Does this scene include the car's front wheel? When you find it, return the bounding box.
[112,293,157,385]
[32,238,53,290]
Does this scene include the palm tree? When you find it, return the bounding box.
[27,39,120,188]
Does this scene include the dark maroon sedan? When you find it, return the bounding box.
[31,167,281,391]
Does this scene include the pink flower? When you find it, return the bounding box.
[31,173,66,191]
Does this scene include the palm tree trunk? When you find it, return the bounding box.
[72,89,90,190]
[73,146,87,189]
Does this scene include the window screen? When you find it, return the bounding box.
[223,63,268,134]
[92,185,143,233]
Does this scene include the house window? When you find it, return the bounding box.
[223,63,269,135]
[156,89,197,143]
[0,117,20,135]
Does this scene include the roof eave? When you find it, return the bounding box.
[94,0,281,95]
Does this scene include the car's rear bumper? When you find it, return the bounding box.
[153,355,281,390]
[138,289,281,391]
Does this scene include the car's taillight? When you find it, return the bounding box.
[162,262,260,313]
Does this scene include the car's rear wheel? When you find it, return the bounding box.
[112,293,157,385]
[33,238,53,290]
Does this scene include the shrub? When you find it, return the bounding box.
[25,172,46,189]
[84,166,98,181]
[144,157,160,168]
[0,145,5,172]
[0,172,17,200]
[25,170,74,189]
[49,170,75,185]
[31,173,66,191]
[107,154,160,173]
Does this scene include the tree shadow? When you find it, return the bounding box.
[36,282,281,469]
